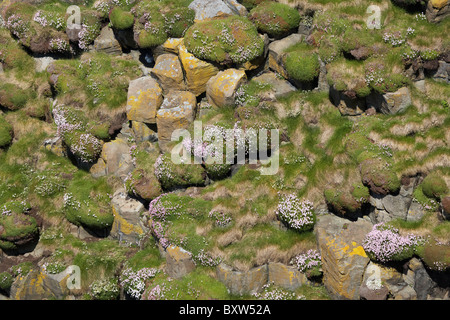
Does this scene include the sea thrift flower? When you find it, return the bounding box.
[362,223,424,263]
[291,249,322,273]
[276,193,315,232]
[120,267,159,300]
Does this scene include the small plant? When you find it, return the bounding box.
[276,193,316,232]
[362,223,424,263]
[420,173,448,200]
[109,7,134,30]
[0,115,13,148]
[0,272,14,293]
[291,249,322,278]
[253,282,304,300]
[284,44,320,83]
[90,278,120,300]
[208,210,232,228]
[120,266,159,299]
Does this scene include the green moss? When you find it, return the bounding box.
[248,2,301,38]
[109,7,134,30]
[0,115,13,148]
[417,238,450,271]
[0,83,36,111]
[184,16,264,65]
[360,157,400,195]
[284,44,320,82]
[0,272,14,292]
[421,173,448,200]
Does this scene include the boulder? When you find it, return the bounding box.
[251,71,297,100]
[360,261,403,300]
[267,262,310,291]
[315,214,372,300]
[89,157,107,178]
[404,258,436,300]
[206,68,247,108]
[156,90,197,152]
[126,76,163,124]
[110,188,146,244]
[441,196,450,220]
[151,53,185,94]
[10,269,70,300]
[100,138,134,179]
[330,85,367,116]
[93,26,122,55]
[188,0,235,22]
[366,87,412,115]
[216,263,268,296]
[178,42,219,96]
[432,61,449,83]
[407,201,426,222]
[130,121,158,143]
[426,0,450,23]
[266,33,303,78]
[165,245,196,279]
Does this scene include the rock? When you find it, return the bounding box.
[366,87,411,115]
[407,201,426,222]
[432,61,449,83]
[130,121,158,143]
[10,269,70,300]
[89,157,107,178]
[93,26,122,55]
[266,33,303,78]
[156,90,197,153]
[441,196,450,220]
[66,24,82,42]
[404,258,436,300]
[126,76,163,124]
[110,188,146,244]
[251,71,297,100]
[178,42,219,96]
[188,0,235,22]
[100,138,134,179]
[216,263,268,296]
[161,38,184,54]
[380,193,412,220]
[413,79,426,93]
[223,0,248,16]
[426,0,450,23]
[43,136,66,157]
[34,57,55,73]
[128,169,162,201]
[394,285,417,300]
[206,68,247,108]
[361,261,403,300]
[165,245,196,279]
[151,53,185,94]
[330,85,366,116]
[315,214,372,300]
[267,262,309,291]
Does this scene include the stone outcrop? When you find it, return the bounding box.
[315,214,372,300]
[126,76,163,124]
[251,71,297,100]
[366,87,412,115]
[156,90,197,152]
[266,33,303,78]
[329,85,367,116]
[216,263,268,296]
[206,69,247,108]
[426,0,450,23]
[165,245,196,279]
[93,26,122,55]
[178,42,219,96]
[151,53,185,94]
[110,188,147,244]
[98,138,134,179]
[188,0,236,22]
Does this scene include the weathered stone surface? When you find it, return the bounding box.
[151,53,185,94]
[267,262,309,290]
[361,261,403,300]
[315,214,372,300]
[165,245,196,278]
[66,23,82,42]
[110,188,146,244]
[206,69,247,108]
[178,42,219,96]
[330,85,366,116]
[100,138,134,179]
[93,26,122,55]
[266,33,303,78]
[10,269,70,300]
[251,71,297,100]
[126,76,163,124]
[407,201,426,222]
[426,0,450,23]
[43,136,66,157]
[223,0,248,16]
[34,57,55,73]
[156,90,197,152]
[188,0,235,22]
[216,263,268,296]
[131,121,158,143]
[441,196,450,220]
[366,87,412,115]
[405,258,436,300]
[432,61,449,83]
[89,157,107,178]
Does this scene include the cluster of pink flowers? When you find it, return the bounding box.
[148,194,181,221]
[276,193,315,232]
[49,38,73,54]
[362,223,424,263]
[52,105,83,137]
[382,31,405,47]
[193,249,221,267]
[208,210,232,228]
[150,220,170,249]
[145,284,165,300]
[291,249,322,273]
[119,267,159,299]
[33,10,48,27]
[154,154,175,183]
[5,14,29,38]
[78,24,100,50]
[70,133,102,163]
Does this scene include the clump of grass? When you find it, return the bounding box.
[0,83,36,111]
[420,172,448,200]
[0,115,13,148]
[184,15,264,65]
[248,2,300,38]
[284,43,320,83]
[109,7,134,30]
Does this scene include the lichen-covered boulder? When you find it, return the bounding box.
[178,42,219,96]
[206,68,247,107]
[267,262,310,291]
[216,263,268,296]
[110,188,147,244]
[126,76,163,124]
[100,138,134,179]
[93,26,122,55]
[151,53,185,94]
[188,0,235,21]
[266,33,303,78]
[366,87,412,115]
[315,214,372,300]
[156,90,197,152]
[165,245,196,279]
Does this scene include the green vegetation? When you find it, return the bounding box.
[284,43,320,83]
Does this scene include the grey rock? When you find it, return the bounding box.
[165,245,196,279]
[366,87,412,115]
[94,26,122,55]
[188,0,235,21]
[216,263,268,296]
